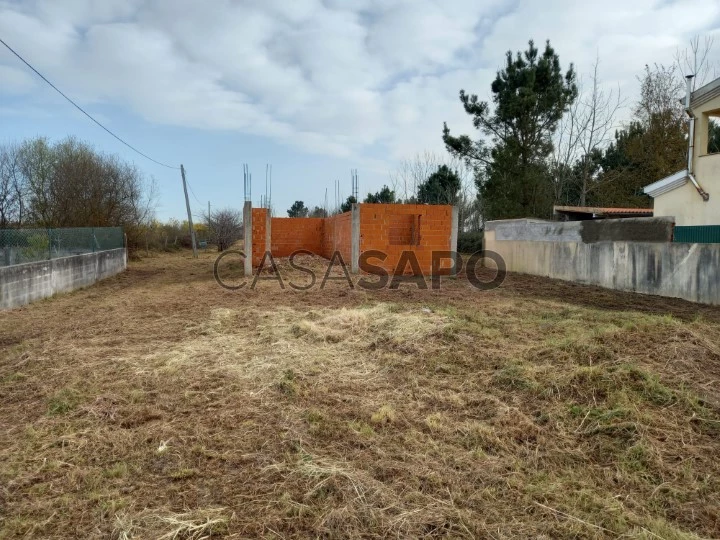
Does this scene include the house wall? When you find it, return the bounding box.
[652,95,720,226]
[653,164,720,226]
[485,219,719,305]
[359,204,454,274]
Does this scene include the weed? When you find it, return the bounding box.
[370,405,396,425]
[47,388,82,415]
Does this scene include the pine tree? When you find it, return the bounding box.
[416,165,461,205]
[443,40,577,220]
[287,201,309,217]
[364,185,396,204]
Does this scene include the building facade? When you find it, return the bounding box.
[644,76,720,227]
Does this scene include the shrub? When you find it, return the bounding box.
[457,231,483,254]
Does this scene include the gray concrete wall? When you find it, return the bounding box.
[243,201,252,276]
[0,248,127,310]
[487,217,674,243]
[485,229,720,305]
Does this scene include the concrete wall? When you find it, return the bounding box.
[0,248,127,310]
[488,217,674,243]
[485,219,720,305]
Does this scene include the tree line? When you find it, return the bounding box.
[288,36,717,229]
[444,38,718,221]
[0,136,155,248]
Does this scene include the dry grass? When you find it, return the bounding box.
[1,250,719,538]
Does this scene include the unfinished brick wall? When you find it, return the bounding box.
[249,203,455,274]
[320,212,353,264]
[251,208,269,267]
[359,204,454,274]
[271,217,324,257]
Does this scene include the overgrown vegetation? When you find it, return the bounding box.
[1,252,718,538]
[0,136,155,250]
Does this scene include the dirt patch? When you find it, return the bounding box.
[0,250,719,538]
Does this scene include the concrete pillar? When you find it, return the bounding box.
[243,201,252,276]
[450,206,459,276]
[351,203,360,274]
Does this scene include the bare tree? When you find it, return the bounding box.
[389,150,480,228]
[0,137,157,251]
[675,35,717,90]
[0,144,22,227]
[207,208,242,252]
[389,151,443,202]
[551,56,624,206]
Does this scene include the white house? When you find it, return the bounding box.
[644,76,720,227]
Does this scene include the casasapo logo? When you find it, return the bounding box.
[213,249,506,291]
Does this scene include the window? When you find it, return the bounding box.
[707,113,720,154]
[388,214,420,246]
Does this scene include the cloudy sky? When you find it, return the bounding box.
[1,0,719,220]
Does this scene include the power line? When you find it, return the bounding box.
[0,37,179,170]
[186,178,203,206]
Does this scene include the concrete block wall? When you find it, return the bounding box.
[0,248,127,310]
[249,203,456,274]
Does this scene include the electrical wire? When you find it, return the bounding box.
[186,178,203,205]
[0,37,179,170]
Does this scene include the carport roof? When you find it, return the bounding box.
[553,206,654,219]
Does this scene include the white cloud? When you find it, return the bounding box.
[1,0,719,167]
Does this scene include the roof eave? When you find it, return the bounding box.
[643,170,689,198]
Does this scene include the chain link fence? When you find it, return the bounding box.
[0,227,124,267]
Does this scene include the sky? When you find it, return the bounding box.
[1,0,719,221]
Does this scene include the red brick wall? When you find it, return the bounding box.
[271,217,324,257]
[251,208,268,267]
[249,204,454,275]
[321,212,352,264]
[359,204,453,275]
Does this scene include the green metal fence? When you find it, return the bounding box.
[0,227,124,267]
[673,225,720,244]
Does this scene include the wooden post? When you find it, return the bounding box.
[180,164,198,258]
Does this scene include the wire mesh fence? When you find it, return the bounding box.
[0,227,124,267]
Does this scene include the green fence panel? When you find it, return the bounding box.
[673,225,720,244]
[0,227,124,267]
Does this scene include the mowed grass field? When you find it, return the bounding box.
[1,251,720,539]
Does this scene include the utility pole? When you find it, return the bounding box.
[208,201,211,219]
[180,164,198,258]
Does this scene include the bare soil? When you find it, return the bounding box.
[1,251,719,539]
